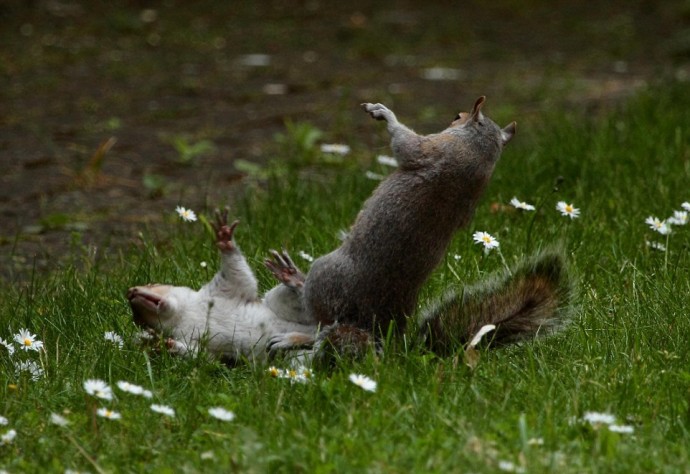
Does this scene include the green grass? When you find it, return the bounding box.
[1,83,690,473]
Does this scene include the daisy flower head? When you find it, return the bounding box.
[0,337,14,356]
[13,328,43,352]
[645,216,671,235]
[509,197,535,211]
[608,424,634,434]
[96,408,121,420]
[175,206,197,222]
[50,413,70,427]
[150,404,175,418]
[208,407,235,422]
[320,143,350,155]
[116,380,152,398]
[472,231,500,252]
[0,416,7,426]
[1,429,16,445]
[376,155,398,167]
[104,331,124,349]
[349,373,377,392]
[83,379,113,401]
[267,366,283,378]
[556,201,580,219]
[365,171,385,181]
[646,241,667,252]
[15,360,44,381]
[667,210,688,226]
[682,202,690,212]
[583,411,616,426]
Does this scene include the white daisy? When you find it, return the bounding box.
[376,155,398,167]
[583,411,616,426]
[608,424,634,434]
[468,324,496,348]
[0,416,7,426]
[200,261,208,268]
[298,251,314,262]
[0,337,14,356]
[510,197,536,211]
[0,429,16,445]
[96,408,121,420]
[645,216,671,235]
[104,331,124,349]
[116,381,149,397]
[681,202,690,212]
[150,404,175,418]
[320,144,350,155]
[472,231,500,252]
[175,206,197,222]
[50,413,70,427]
[208,407,235,422]
[83,379,113,401]
[556,201,580,219]
[365,171,385,181]
[498,460,525,473]
[349,373,377,392]
[15,360,43,381]
[646,241,667,252]
[667,210,688,226]
[13,328,44,352]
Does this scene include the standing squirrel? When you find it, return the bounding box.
[270,97,573,356]
[127,210,317,363]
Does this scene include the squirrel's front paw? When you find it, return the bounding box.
[361,103,394,122]
[212,208,239,253]
[264,250,305,289]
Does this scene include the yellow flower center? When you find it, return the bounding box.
[482,236,491,243]
[23,338,32,346]
[565,205,573,213]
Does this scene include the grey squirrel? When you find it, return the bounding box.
[270,97,574,356]
[127,210,317,363]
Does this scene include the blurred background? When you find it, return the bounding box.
[1,0,689,279]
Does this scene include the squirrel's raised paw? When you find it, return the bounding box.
[267,331,315,355]
[361,103,394,122]
[264,250,305,288]
[211,208,239,253]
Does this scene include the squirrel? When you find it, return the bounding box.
[127,210,317,363]
[269,98,574,357]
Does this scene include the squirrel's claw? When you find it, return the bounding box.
[265,249,305,288]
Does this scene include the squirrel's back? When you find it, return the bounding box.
[304,98,516,333]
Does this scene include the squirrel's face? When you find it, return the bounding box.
[128,284,200,331]
[449,96,516,149]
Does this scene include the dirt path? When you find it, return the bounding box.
[1,0,687,282]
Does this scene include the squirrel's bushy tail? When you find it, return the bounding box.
[418,248,575,355]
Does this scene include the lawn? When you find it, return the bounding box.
[1,82,689,473]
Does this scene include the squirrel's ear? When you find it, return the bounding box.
[470,96,485,122]
[501,122,516,145]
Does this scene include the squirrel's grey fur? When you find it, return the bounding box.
[298,98,527,353]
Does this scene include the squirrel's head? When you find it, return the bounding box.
[128,284,199,332]
[450,96,516,149]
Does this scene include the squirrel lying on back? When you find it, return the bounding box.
[127,210,317,363]
[269,97,574,357]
